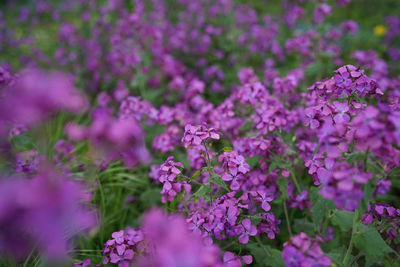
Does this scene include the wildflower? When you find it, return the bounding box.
[235,219,257,244]
[282,233,331,267]
[182,124,220,148]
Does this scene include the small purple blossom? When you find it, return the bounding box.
[282,233,331,267]
[182,124,220,148]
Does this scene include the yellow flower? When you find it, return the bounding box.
[374,25,387,36]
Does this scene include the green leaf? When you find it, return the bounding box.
[354,224,394,258]
[247,155,261,168]
[360,183,374,215]
[310,189,335,227]
[390,258,400,267]
[245,243,265,265]
[366,158,382,174]
[249,214,264,225]
[269,156,291,172]
[293,218,314,236]
[239,120,253,132]
[277,178,289,198]
[140,188,161,206]
[332,210,354,232]
[210,175,229,191]
[191,168,207,180]
[246,244,284,267]
[11,133,35,152]
[193,185,212,198]
[312,143,321,156]
[345,151,365,164]
[327,246,347,264]
[264,247,285,267]
[223,147,233,152]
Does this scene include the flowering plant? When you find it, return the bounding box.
[0,0,399,266]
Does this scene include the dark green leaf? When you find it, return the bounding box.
[245,243,266,265]
[366,158,382,174]
[277,178,289,198]
[11,134,35,152]
[247,155,261,168]
[193,185,212,198]
[310,189,335,227]
[210,175,229,191]
[293,218,314,236]
[345,152,365,164]
[354,224,394,258]
[140,188,161,206]
[327,246,347,264]
[332,210,354,232]
[312,143,320,156]
[264,246,285,267]
[191,168,207,180]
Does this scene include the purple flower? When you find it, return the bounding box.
[282,233,331,267]
[223,251,252,267]
[0,69,87,135]
[334,70,352,89]
[14,150,44,174]
[257,213,281,239]
[137,209,222,267]
[256,190,273,212]
[236,219,257,244]
[103,228,144,266]
[333,101,350,124]
[66,112,151,168]
[0,169,96,260]
[313,4,332,24]
[182,124,220,148]
[74,258,92,267]
[361,213,374,225]
[158,157,191,203]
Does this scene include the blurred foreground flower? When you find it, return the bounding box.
[282,232,331,267]
[66,111,151,168]
[0,68,87,135]
[0,168,97,261]
[103,209,224,267]
[138,209,222,267]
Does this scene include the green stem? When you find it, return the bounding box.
[255,235,271,256]
[321,209,330,235]
[290,171,302,193]
[343,210,359,266]
[283,201,292,237]
[363,148,370,172]
[203,141,214,204]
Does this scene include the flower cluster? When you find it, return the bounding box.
[184,190,280,246]
[362,203,400,239]
[106,209,225,267]
[308,65,382,98]
[1,0,399,265]
[223,252,253,267]
[316,163,373,211]
[66,111,151,168]
[0,169,96,260]
[218,151,250,190]
[182,124,221,148]
[158,156,191,203]
[282,232,331,267]
[103,228,145,266]
[14,149,44,174]
[0,69,87,135]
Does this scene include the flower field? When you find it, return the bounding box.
[0,0,400,266]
